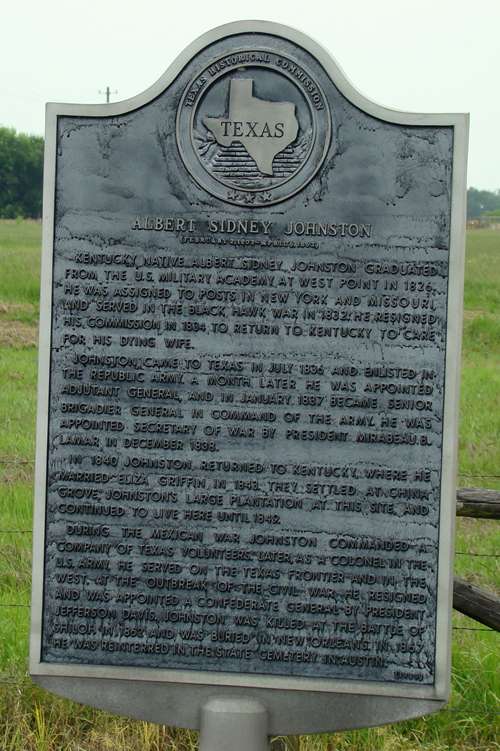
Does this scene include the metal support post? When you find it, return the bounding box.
[199,698,269,751]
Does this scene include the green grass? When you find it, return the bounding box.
[0,221,498,750]
[459,231,500,493]
[463,230,500,314]
[459,322,500,485]
[0,219,41,330]
[0,348,37,486]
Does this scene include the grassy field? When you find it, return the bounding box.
[0,220,498,750]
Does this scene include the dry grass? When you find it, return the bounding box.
[0,320,38,348]
[0,221,498,750]
[0,460,34,484]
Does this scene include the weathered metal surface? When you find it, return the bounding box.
[31,20,468,730]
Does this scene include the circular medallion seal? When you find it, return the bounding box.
[177,50,331,206]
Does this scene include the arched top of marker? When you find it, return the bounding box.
[47,20,468,130]
[33,15,468,730]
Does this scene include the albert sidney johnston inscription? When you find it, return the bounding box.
[30,22,467,711]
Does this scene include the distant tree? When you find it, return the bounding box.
[0,131,498,223]
[467,187,500,219]
[0,127,44,218]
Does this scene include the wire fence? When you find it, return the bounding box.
[0,677,499,718]
[1,455,500,480]
[455,551,499,557]
[0,530,32,534]
[1,526,497,561]
[0,474,497,729]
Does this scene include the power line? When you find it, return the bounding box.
[99,86,118,104]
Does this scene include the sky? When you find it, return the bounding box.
[1,0,499,190]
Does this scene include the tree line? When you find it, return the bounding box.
[467,187,500,218]
[0,126,499,219]
[0,127,43,218]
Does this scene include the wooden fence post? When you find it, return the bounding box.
[456,488,500,519]
[453,577,500,631]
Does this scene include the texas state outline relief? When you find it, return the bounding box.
[204,79,299,175]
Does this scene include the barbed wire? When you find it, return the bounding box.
[0,602,497,620]
[0,680,500,717]
[443,709,500,715]
[452,626,497,632]
[458,473,500,479]
[455,552,499,558]
[0,603,29,608]
[0,527,497,558]
[0,458,34,464]
[1,602,498,620]
[0,530,32,534]
[0,456,499,480]
[0,603,497,629]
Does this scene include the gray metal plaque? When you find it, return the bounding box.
[30,21,468,733]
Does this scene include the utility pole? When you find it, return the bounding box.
[99,86,117,103]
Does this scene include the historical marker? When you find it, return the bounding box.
[31,21,468,739]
